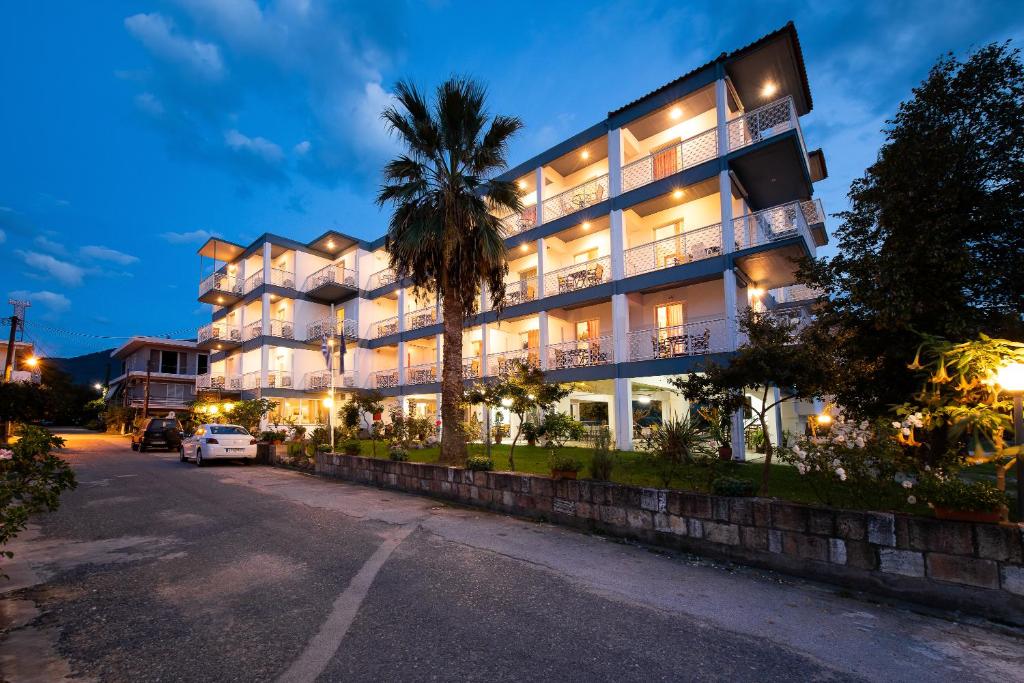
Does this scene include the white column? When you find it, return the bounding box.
[614,377,633,451]
[715,77,730,158]
[608,127,623,197]
[538,311,549,370]
[259,344,270,390]
[609,209,625,281]
[719,170,734,255]
[436,332,443,378]
[723,268,738,351]
[262,241,273,285]
[611,293,629,364]
[731,407,746,462]
[772,386,784,449]
[397,340,406,387]
[536,237,547,298]
[480,322,489,376]
[533,166,544,226]
[397,287,407,333]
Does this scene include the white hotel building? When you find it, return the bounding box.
[194,23,828,457]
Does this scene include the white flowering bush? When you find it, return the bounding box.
[779,416,912,510]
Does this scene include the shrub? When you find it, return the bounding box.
[589,427,615,481]
[462,417,482,443]
[465,455,493,472]
[521,420,540,445]
[648,416,713,488]
[538,412,585,448]
[389,448,409,462]
[260,430,286,443]
[291,424,307,441]
[712,477,757,497]
[914,474,1008,512]
[340,439,361,456]
[549,453,582,473]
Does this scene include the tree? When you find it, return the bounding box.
[466,360,571,471]
[798,42,1024,417]
[352,390,385,457]
[672,310,828,495]
[225,398,278,435]
[377,78,523,464]
[0,382,47,443]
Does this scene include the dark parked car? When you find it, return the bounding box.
[131,417,183,452]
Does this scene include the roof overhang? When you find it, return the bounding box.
[110,336,198,359]
[724,23,813,115]
[198,238,246,261]
[307,230,360,257]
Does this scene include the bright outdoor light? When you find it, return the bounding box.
[517,180,527,190]
[673,189,683,200]
[216,296,224,304]
[94,383,102,390]
[749,287,765,298]
[500,398,513,408]
[520,244,528,253]
[816,413,832,425]
[209,405,219,415]
[25,356,38,368]
[637,395,652,405]
[322,397,334,408]
[222,402,234,412]
[995,362,1024,393]
[527,393,536,401]
[581,150,590,160]
[582,221,591,231]
[669,106,682,120]
[761,81,778,98]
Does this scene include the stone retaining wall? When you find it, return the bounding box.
[314,453,1024,625]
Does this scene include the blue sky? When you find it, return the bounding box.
[1,1,1022,359]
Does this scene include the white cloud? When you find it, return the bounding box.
[124,13,226,82]
[294,140,311,155]
[33,235,69,257]
[15,250,86,286]
[351,81,398,155]
[135,92,165,117]
[9,290,71,314]
[0,229,5,244]
[224,129,285,164]
[80,245,140,265]
[159,229,220,244]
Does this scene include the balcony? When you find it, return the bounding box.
[727,96,804,157]
[372,368,400,390]
[267,319,295,339]
[462,357,482,380]
[543,256,611,297]
[486,348,540,377]
[624,222,724,278]
[367,267,397,291]
[195,373,242,391]
[541,174,609,224]
[244,268,295,294]
[197,322,242,350]
[405,305,438,332]
[498,207,537,237]
[627,318,730,362]
[304,317,358,343]
[372,315,400,339]
[304,263,358,303]
[547,337,613,370]
[242,370,292,390]
[407,362,438,385]
[302,369,358,391]
[245,319,262,341]
[10,370,41,384]
[732,201,812,252]
[621,128,718,194]
[769,284,823,307]
[198,272,243,306]
[498,275,538,308]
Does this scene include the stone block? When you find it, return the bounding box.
[867,512,896,547]
[712,497,731,521]
[836,512,866,541]
[845,541,878,570]
[752,500,772,527]
[829,538,847,565]
[704,521,741,546]
[610,485,641,509]
[513,494,535,510]
[782,532,829,562]
[641,488,667,513]
[626,508,654,531]
[599,505,627,527]
[552,497,576,516]
[680,493,712,519]
[687,518,704,538]
[576,480,592,503]
[729,499,754,526]
[669,515,688,536]
[906,518,973,556]
[440,481,452,494]
[531,477,553,499]
[575,501,595,519]
[975,524,1022,562]
[808,509,835,537]
[926,553,999,589]
[768,529,783,554]
[1001,565,1024,596]
[878,548,924,577]
[741,526,769,551]
[654,512,672,532]
[473,471,488,487]
[665,491,684,516]
[771,503,809,532]
[501,490,515,507]
[588,483,610,506]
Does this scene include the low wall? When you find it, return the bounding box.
[314,453,1024,626]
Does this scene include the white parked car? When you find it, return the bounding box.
[180,424,258,466]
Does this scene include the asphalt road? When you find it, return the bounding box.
[1,430,1022,682]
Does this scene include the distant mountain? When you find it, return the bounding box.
[48,349,117,386]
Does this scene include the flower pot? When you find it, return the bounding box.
[934,506,1002,523]
[551,469,578,480]
[718,445,733,461]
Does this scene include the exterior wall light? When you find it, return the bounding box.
[500,398,513,408]
[637,395,652,405]
[761,81,778,99]
[25,356,39,368]
[669,107,682,120]
[223,403,234,412]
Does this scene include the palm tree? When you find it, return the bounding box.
[378,78,523,464]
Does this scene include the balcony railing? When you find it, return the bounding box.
[621,128,718,194]
[547,336,613,370]
[271,268,295,288]
[367,267,397,291]
[245,319,262,341]
[627,318,730,362]
[727,96,803,155]
[244,271,263,294]
[732,201,811,251]
[267,318,295,339]
[543,256,611,296]
[10,370,41,384]
[305,317,358,342]
[372,368,400,390]
[242,369,292,389]
[623,222,724,277]
[242,370,260,390]
[541,174,609,223]
[769,284,823,306]
[199,272,242,299]
[303,369,357,391]
[195,373,221,390]
[486,348,540,377]
[303,263,357,292]
[497,275,538,308]
[497,206,537,236]
[198,322,242,345]
[462,357,482,380]
[800,198,825,226]
[372,315,400,339]
[406,362,438,385]
[405,305,438,331]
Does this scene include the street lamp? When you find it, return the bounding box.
[24,356,38,368]
[995,362,1024,518]
[93,383,102,391]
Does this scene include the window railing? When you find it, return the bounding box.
[303,263,357,292]
[372,315,400,339]
[305,317,358,342]
[462,357,482,380]
[543,256,611,296]
[372,368,400,389]
[727,96,801,154]
[199,272,242,298]
[547,336,613,370]
[244,271,263,294]
[266,369,292,388]
[244,319,262,341]
[621,128,718,194]
[198,322,242,345]
[406,362,438,385]
[486,348,540,376]
[497,206,537,236]
[270,268,295,288]
[405,305,438,331]
[497,275,538,308]
[623,222,724,277]
[541,174,609,223]
[267,319,295,339]
[627,318,729,362]
[732,201,811,251]
[367,267,397,291]
[303,369,358,391]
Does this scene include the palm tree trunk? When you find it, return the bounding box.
[439,291,468,464]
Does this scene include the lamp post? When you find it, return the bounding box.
[995,362,1024,519]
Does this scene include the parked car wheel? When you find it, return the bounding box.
[195,450,203,467]
[179,447,186,463]
[138,442,146,453]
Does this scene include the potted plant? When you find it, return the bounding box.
[549,453,582,480]
[916,474,1008,523]
[492,412,505,445]
[465,455,494,472]
[698,407,732,461]
[522,420,539,447]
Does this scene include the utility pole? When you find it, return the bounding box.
[2,300,30,383]
[143,359,153,418]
